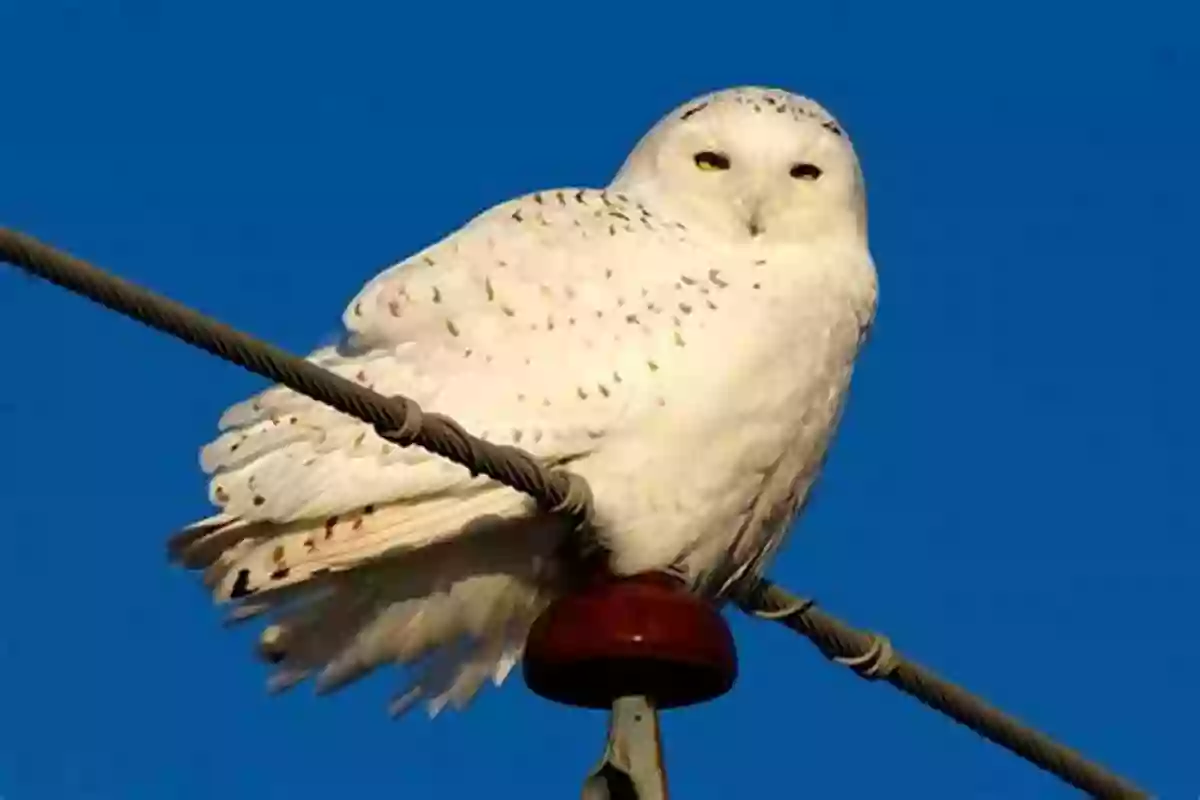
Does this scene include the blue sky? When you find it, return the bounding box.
[1,1,1196,797]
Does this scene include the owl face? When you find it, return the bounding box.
[612,87,867,245]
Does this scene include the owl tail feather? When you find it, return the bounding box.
[169,487,567,717]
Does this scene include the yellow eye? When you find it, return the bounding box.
[789,162,823,180]
[693,151,731,171]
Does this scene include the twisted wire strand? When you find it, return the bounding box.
[737,582,1148,799]
[0,227,1148,799]
[0,228,592,528]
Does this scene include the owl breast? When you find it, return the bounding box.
[576,242,877,590]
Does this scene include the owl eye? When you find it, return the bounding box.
[789,162,823,180]
[693,151,731,171]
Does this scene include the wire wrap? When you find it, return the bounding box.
[0,228,593,531]
[736,582,1145,798]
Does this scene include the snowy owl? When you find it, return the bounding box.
[169,86,879,716]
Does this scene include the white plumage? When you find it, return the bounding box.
[170,86,879,716]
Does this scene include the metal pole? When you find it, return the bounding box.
[581,696,668,800]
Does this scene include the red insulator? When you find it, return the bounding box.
[522,571,738,709]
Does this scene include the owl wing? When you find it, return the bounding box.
[196,188,722,527]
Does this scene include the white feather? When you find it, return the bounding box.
[171,85,879,715]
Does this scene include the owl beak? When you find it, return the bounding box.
[746,205,764,237]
